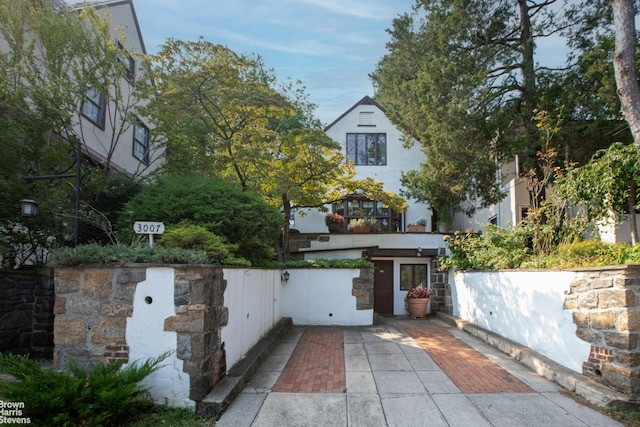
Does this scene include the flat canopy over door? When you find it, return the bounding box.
[373,260,394,315]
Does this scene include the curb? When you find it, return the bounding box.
[436,312,634,408]
[196,317,293,417]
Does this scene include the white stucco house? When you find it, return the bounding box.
[290,96,447,316]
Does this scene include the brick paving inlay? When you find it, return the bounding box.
[272,327,346,393]
[405,327,534,393]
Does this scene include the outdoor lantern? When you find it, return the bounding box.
[20,199,37,218]
[282,270,290,283]
[416,246,422,257]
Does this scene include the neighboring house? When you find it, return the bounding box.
[454,159,640,244]
[69,0,163,178]
[290,96,447,316]
[452,159,530,232]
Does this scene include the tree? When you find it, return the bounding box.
[611,0,640,150]
[138,39,407,260]
[371,0,568,217]
[557,142,640,244]
[137,39,290,190]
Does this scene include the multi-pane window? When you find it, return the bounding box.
[133,121,149,164]
[116,41,135,80]
[81,88,106,129]
[400,264,428,291]
[346,133,386,165]
[334,197,400,232]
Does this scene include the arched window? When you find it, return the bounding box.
[334,196,401,232]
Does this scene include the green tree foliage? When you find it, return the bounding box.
[116,176,283,266]
[136,39,290,190]
[0,1,157,265]
[137,39,407,260]
[556,142,640,243]
[371,0,566,215]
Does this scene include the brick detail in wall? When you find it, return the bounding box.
[104,345,130,364]
[583,345,613,380]
[566,266,640,395]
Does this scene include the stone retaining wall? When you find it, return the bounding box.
[53,265,227,404]
[564,265,640,394]
[0,268,54,358]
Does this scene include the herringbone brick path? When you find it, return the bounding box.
[272,327,345,393]
[405,326,533,393]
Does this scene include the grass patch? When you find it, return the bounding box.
[606,402,640,427]
[125,406,216,427]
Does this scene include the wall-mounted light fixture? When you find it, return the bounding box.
[281,270,290,283]
[416,247,422,257]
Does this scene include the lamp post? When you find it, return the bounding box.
[20,139,82,246]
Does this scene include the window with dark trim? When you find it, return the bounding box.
[116,41,135,81]
[81,87,106,129]
[133,121,149,164]
[346,133,386,165]
[334,196,400,232]
[400,264,428,291]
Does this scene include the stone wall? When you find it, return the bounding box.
[430,248,449,313]
[564,265,640,394]
[0,268,54,359]
[53,265,227,404]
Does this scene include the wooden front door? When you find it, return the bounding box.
[373,260,394,315]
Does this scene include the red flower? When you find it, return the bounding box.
[405,286,432,300]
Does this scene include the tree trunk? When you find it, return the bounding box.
[612,0,640,149]
[279,194,291,262]
[629,185,638,245]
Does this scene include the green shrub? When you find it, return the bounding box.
[440,226,532,271]
[159,222,250,266]
[116,176,283,266]
[544,240,630,268]
[48,243,211,266]
[0,352,170,427]
[282,258,373,269]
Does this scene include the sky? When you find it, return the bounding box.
[129,0,417,126]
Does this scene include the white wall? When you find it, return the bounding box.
[451,270,590,373]
[122,266,372,407]
[221,269,283,371]
[280,269,372,325]
[126,267,193,408]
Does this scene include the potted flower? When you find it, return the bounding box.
[407,218,427,232]
[405,285,432,318]
[324,212,345,233]
[347,217,377,233]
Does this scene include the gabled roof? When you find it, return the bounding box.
[69,0,146,54]
[324,95,386,132]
